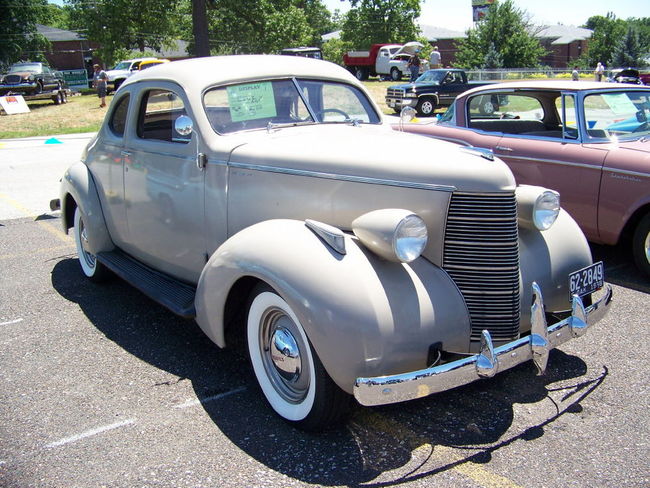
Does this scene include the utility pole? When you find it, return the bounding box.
[192,0,210,57]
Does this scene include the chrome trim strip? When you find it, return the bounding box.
[497,153,603,171]
[228,162,457,192]
[353,283,612,406]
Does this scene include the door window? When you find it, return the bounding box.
[109,94,130,136]
[137,89,189,143]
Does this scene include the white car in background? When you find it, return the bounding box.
[104,57,158,92]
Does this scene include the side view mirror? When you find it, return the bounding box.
[636,110,647,123]
[174,115,194,137]
[400,106,417,124]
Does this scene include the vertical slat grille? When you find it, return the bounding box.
[443,192,521,342]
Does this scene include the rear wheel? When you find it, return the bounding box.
[416,96,436,117]
[632,213,650,277]
[354,67,369,81]
[73,207,110,282]
[246,284,350,430]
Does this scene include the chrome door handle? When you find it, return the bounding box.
[121,150,131,157]
[495,146,513,152]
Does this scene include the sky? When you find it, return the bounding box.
[324,0,649,32]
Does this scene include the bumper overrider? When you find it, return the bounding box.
[354,282,613,406]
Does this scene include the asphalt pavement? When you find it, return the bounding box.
[0,133,648,488]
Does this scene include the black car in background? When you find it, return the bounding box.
[0,62,66,96]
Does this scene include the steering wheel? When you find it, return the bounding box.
[314,108,350,121]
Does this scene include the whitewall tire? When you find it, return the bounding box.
[246,285,350,430]
[73,207,109,282]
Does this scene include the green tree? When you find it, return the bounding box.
[612,26,646,68]
[322,38,353,65]
[581,13,627,68]
[0,0,50,66]
[455,0,546,69]
[66,0,183,66]
[340,0,421,48]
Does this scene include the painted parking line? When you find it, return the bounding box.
[173,386,247,409]
[44,419,136,449]
[0,318,24,326]
[354,410,523,488]
[0,192,70,244]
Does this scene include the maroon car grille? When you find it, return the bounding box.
[4,74,23,84]
[443,192,521,342]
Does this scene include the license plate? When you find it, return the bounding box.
[568,261,604,299]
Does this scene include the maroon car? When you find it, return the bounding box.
[396,81,650,276]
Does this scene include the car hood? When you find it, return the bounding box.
[227,124,515,193]
[392,41,424,58]
[4,71,34,79]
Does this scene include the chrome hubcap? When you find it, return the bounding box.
[78,217,96,268]
[260,308,309,403]
[645,231,650,264]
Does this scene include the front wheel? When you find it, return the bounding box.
[390,67,402,81]
[73,207,110,282]
[246,284,350,430]
[632,213,650,276]
[416,96,436,117]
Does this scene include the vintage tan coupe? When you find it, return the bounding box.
[54,56,612,430]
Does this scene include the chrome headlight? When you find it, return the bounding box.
[352,209,428,263]
[516,186,560,231]
[533,190,560,230]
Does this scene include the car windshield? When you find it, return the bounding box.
[9,63,41,73]
[584,90,650,140]
[203,78,381,134]
[414,70,446,85]
[112,62,131,70]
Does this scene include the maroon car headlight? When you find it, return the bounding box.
[516,186,560,231]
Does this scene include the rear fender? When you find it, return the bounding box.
[195,219,470,393]
[60,161,114,255]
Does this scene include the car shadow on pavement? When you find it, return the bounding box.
[590,243,649,294]
[51,257,605,486]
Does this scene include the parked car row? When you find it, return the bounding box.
[53,55,612,432]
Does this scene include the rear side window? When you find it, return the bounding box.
[137,89,189,143]
[109,94,130,136]
[467,94,546,135]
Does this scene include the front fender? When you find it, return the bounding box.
[59,161,114,255]
[195,219,470,394]
[519,208,593,332]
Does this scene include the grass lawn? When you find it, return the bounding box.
[0,79,415,139]
[0,92,115,139]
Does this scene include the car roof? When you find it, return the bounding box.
[461,80,650,97]
[122,55,362,92]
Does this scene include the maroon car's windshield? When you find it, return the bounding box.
[584,90,650,140]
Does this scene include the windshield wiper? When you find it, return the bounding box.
[266,120,316,132]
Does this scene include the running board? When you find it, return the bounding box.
[97,250,196,318]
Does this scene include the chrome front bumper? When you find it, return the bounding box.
[354,282,613,406]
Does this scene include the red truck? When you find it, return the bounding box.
[343,42,424,81]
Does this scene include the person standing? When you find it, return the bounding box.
[572,66,580,81]
[429,46,441,69]
[93,63,108,108]
[594,62,604,82]
[407,53,421,82]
